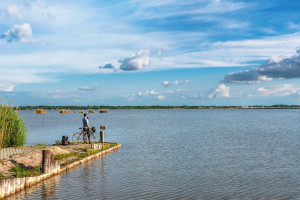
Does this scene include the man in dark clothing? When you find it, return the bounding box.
[82,113,92,143]
[82,113,91,130]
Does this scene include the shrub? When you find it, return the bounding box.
[9,163,41,177]
[0,99,27,148]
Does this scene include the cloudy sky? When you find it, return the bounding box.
[1,0,300,106]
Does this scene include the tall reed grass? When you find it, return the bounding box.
[0,99,27,148]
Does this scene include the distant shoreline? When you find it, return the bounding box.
[15,105,300,110]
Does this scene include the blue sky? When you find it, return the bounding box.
[1,0,300,106]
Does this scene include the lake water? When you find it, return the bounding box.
[8,109,300,199]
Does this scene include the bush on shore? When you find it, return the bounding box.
[0,99,27,148]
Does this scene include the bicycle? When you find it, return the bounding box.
[72,127,100,144]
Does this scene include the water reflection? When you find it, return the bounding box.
[6,174,61,200]
[40,175,60,199]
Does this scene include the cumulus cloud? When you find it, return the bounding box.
[258,84,300,97]
[119,49,150,71]
[0,83,15,92]
[162,80,190,87]
[122,89,160,101]
[136,90,158,96]
[78,84,98,91]
[99,63,115,69]
[208,84,230,98]
[222,51,300,83]
[1,23,33,43]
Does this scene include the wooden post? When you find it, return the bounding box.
[42,150,56,174]
[100,131,104,143]
[100,126,106,150]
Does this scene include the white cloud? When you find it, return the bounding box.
[166,90,175,94]
[288,22,300,30]
[138,90,159,96]
[133,0,248,19]
[121,94,136,102]
[122,89,159,101]
[208,84,230,98]
[162,80,179,87]
[222,50,300,83]
[157,95,165,100]
[1,23,33,43]
[148,90,158,95]
[190,94,199,99]
[161,80,190,87]
[119,49,150,71]
[78,84,98,91]
[7,4,22,19]
[0,83,15,92]
[258,84,300,97]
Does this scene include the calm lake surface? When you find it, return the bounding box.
[9,109,300,199]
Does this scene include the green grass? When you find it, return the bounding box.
[55,143,119,167]
[0,172,5,179]
[9,163,41,178]
[54,152,78,160]
[77,143,119,158]
[54,140,61,145]
[35,143,47,146]
[0,99,27,148]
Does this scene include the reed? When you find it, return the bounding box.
[74,110,77,113]
[0,99,27,148]
[99,109,108,113]
[35,109,46,114]
[88,109,94,113]
[79,110,84,113]
[59,109,71,114]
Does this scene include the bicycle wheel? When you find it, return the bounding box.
[72,132,82,143]
[91,132,101,143]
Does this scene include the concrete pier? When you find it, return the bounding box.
[0,146,38,160]
[0,143,121,199]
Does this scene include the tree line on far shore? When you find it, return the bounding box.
[16,104,300,110]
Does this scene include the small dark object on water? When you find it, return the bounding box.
[61,135,69,145]
[100,125,106,130]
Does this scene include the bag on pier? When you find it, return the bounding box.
[61,135,69,145]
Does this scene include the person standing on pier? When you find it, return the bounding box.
[82,113,92,143]
[83,113,92,130]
